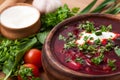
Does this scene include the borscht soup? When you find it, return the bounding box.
[52,21,120,75]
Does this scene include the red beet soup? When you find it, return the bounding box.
[50,15,120,75]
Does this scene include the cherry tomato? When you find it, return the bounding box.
[24,64,40,77]
[24,49,42,68]
[101,39,107,45]
[18,64,40,80]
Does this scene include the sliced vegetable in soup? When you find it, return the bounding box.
[54,21,120,75]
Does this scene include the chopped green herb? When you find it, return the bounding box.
[98,46,106,53]
[79,33,84,36]
[59,35,66,41]
[91,53,104,65]
[90,37,94,40]
[77,45,83,51]
[63,32,77,49]
[75,57,84,64]
[107,25,112,31]
[87,45,97,54]
[95,30,102,36]
[94,39,101,45]
[18,65,41,80]
[101,25,107,32]
[64,40,76,49]
[68,32,73,37]
[107,59,116,71]
[114,46,120,57]
[105,42,114,51]
[0,37,37,80]
[79,21,96,33]
[81,43,88,50]
[18,66,33,80]
[83,36,89,42]
[100,25,112,32]
[98,40,114,54]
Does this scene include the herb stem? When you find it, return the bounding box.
[79,0,97,14]
[91,0,116,13]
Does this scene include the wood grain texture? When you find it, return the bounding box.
[0,0,4,4]
[25,0,104,10]
[61,0,103,10]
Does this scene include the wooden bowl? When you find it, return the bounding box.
[0,3,40,39]
[42,14,120,80]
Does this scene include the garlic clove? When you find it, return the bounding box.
[32,0,62,14]
[32,0,47,14]
[46,0,62,13]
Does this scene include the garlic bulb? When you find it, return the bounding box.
[32,0,62,14]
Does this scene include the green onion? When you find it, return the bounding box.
[91,0,116,13]
[104,3,120,14]
[79,0,97,14]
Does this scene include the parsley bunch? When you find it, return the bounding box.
[41,4,74,31]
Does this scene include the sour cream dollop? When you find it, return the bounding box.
[76,31,116,45]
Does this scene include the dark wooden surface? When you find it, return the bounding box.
[0,0,112,80]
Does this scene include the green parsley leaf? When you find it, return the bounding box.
[91,53,104,65]
[95,30,102,36]
[107,59,116,71]
[101,25,107,32]
[18,66,33,80]
[100,25,112,32]
[37,31,50,44]
[59,35,66,41]
[72,7,80,13]
[83,36,89,42]
[114,46,120,57]
[64,40,76,49]
[94,39,101,45]
[79,21,96,33]
[18,66,41,80]
[41,4,74,31]
[75,57,83,64]
[107,25,112,31]
[3,37,37,80]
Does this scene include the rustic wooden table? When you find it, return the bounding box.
[26,0,104,10]
[0,0,120,80]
